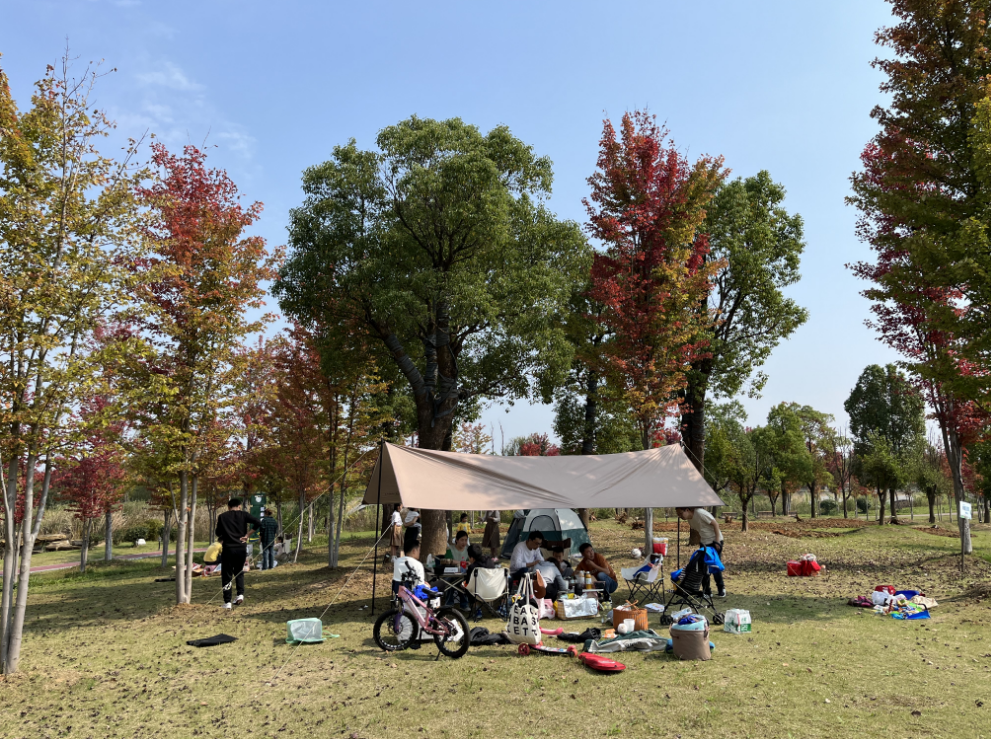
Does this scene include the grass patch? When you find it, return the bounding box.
[2,520,990,738]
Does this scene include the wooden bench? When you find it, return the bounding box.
[756,510,775,519]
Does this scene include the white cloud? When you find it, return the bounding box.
[136,61,202,91]
[217,129,257,158]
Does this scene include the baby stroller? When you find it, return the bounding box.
[658,547,724,626]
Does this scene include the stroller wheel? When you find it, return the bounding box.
[659,614,673,626]
[712,613,725,625]
[517,644,531,657]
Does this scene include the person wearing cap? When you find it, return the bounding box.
[258,507,279,571]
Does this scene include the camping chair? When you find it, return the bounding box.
[465,566,509,622]
[658,547,723,626]
[620,553,665,605]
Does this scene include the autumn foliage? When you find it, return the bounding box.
[585,111,725,449]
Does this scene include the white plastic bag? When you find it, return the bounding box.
[505,574,542,645]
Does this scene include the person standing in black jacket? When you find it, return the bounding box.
[215,498,261,610]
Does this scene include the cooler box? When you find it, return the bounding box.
[670,624,711,661]
[652,538,668,556]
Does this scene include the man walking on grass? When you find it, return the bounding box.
[258,508,279,571]
[215,498,261,610]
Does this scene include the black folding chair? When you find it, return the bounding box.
[659,548,723,626]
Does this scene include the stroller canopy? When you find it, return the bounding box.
[500,508,590,559]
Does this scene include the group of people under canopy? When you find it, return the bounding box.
[369,442,728,612]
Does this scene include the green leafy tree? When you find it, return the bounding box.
[0,56,144,674]
[276,117,589,555]
[682,172,808,471]
[908,435,952,524]
[859,432,908,525]
[844,364,924,523]
[787,404,836,518]
[764,403,814,516]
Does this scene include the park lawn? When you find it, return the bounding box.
[25,541,213,570]
[2,520,991,739]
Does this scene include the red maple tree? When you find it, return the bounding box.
[54,397,127,572]
[585,111,725,452]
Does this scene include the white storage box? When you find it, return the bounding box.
[723,608,752,634]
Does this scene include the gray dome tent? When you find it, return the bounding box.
[500,508,590,560]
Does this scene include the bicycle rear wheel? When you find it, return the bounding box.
[433,607,470,659]
[374,608,418,652]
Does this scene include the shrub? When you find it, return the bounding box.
[856,497,871,513]
[144,519,163,542]
[819,499,838,515]
[121,524,148,546]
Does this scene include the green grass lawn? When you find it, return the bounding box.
[3,519,990,739]
[25,541,213,569]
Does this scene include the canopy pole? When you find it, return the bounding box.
[677,518,681,569]
[371,440,384,615]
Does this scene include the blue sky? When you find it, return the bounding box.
[1,0,900,443]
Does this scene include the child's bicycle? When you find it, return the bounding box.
[373,569,470,660]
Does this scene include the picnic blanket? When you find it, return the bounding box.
[585,629,669,653]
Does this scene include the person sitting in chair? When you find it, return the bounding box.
[392,540,426,597]
[575,543,618,595]
[547,545,574,580]
[443,531,472,610]
[445,530,470,570]
[509,530,544,582]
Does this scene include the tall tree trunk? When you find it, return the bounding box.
[782,492,791,516]
[184,476,198,603]
[105,509,113,562]
[682,378,706,475]
[293,490,305,564]
[80,519,91,574]
[5,452,39,674]
[175,470,188,605]
[809,483,818,519]
[160,508,171,567]
[334,471,346,568]
[1,456,20,670]
[983,495,990,526]
[740,493,750,533]
[927,492,936,524]
[276,500,283,535]
[308,502,314,542]
[888,488,898,523]
[877,487,886,526]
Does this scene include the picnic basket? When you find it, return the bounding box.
[611,601,649,631]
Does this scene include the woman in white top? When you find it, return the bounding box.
[676,507,726,598]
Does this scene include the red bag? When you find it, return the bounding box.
[787,561,802,577]
[800,559,821,576]
[874,585,895,595]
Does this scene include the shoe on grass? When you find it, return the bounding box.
[717,590,727,598]
[223,602,232,610]
[234,595,244,605]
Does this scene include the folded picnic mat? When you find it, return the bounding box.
[186,634,237,648]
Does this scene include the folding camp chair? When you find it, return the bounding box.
[465,567,509,622]
[658,547,723,626]
[620,553,665,605]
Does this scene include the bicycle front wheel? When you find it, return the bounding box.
[374,608,418,652]
[433,607,470,659]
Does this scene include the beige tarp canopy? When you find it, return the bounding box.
[362,443,725,509]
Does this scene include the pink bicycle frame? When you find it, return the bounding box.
[396,584,452,638]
